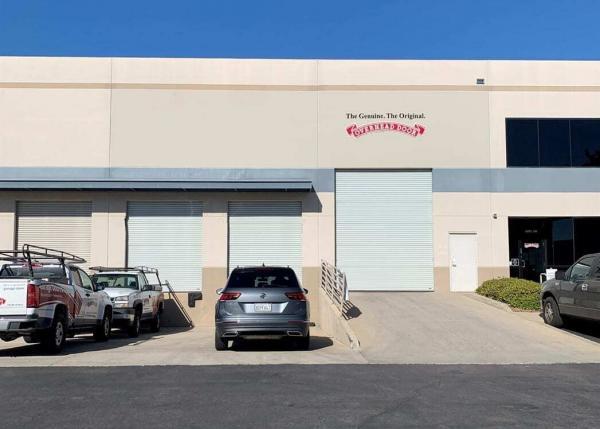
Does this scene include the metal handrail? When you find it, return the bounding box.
[320,260,349,315]
[89,266,159,274]
[0,244,86,277]
[163,280,194,328]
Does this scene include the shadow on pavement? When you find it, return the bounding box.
[0,327,191,357]
[563,317,600,343]
[229,335,333,352]
[343,300,362,320]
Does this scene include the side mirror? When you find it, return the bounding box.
[216,288,223,295]
[153,284,162,292]
[95,283,104,291]
[555,270,565,280]
[303,288,309,294]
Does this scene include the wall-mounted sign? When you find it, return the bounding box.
[345,112,426,139]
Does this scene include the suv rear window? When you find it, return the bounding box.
[227,268,299,289]
[0,264,66,279]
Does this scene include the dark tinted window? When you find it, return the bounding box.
[571,120,600,166]
[574,218,600,258]
[92,274,139,289]
[506,119,538,166]
[539,119,571,167]
[227,268,299,289]
[570,256,595,281]
[507,118,600,167]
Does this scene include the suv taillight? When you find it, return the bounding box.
[26,283,40,308]
[219,292,241,301]
[285,292,306,301]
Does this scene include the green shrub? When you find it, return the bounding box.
[476,277,541,311]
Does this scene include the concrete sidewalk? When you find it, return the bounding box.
[0,327,366,367]
[347,291,600,364]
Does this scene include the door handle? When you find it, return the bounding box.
[85,293,91,297]
[582,284,589,292]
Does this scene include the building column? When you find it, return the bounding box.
[0,198,16,249]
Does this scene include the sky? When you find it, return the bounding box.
[0,0,598,60]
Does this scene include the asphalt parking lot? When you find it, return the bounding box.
[2,364,600,428]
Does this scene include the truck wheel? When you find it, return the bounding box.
[128,309,141,337]
[150,310,161,333]
[94,311,111,342]
[543,297,564,328]
[215,331,228,351]
[41,312,67,354]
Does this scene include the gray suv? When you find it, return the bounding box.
[215,266,310,350]
[541,253,600,327]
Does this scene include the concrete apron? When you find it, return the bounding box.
[347,290,600,365]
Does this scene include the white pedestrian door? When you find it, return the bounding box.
[449,233,478,292]
[228,201,302,282]
[127,201,203,292]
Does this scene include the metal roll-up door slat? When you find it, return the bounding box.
[228,201,303,283]
[16,201,92,269]
[336,171,433,291]
[127,201,203,292]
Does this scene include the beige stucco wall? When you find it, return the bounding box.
[433,192,600,291]
[3,57,600,300]
[4,57,600,170]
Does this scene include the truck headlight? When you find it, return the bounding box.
[113,296,130,308]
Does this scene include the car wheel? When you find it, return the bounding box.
[215,331,228,351]
[542,297,564,328]
[128,309,141,338]
[150,310,161,333]
[41,312,67,354]
[94,312,111,342]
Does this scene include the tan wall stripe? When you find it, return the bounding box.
[3,82,600,92]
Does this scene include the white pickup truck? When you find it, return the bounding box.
[0,245,113,353]
[90,266,165,337]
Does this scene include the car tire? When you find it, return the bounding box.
[542,296,564,328]
[41,311,67,354]
[128,309,142,338]
[215,331,228,351]
[94,311,111,342]
[150,309,161,333]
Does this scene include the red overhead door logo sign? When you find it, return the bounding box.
[0,297,6,305]
[346,122,426,139]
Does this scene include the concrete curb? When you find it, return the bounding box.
[463,293,514,313]
[340,316,361,351]
[318,290,361,351]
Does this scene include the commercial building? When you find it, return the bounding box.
[2,57,600,304]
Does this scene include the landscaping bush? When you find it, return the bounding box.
[476,277,541,311]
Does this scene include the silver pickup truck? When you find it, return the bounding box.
[0,245,113,353]
[90,266,164,337]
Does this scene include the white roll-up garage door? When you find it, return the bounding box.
[16,201,92,268]
[336,171,433,291]
[127,201,203,292]
[228,201,302,282]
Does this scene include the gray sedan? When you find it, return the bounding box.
[214,266,310,350]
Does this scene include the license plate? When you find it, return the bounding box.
[254,303,272,312]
